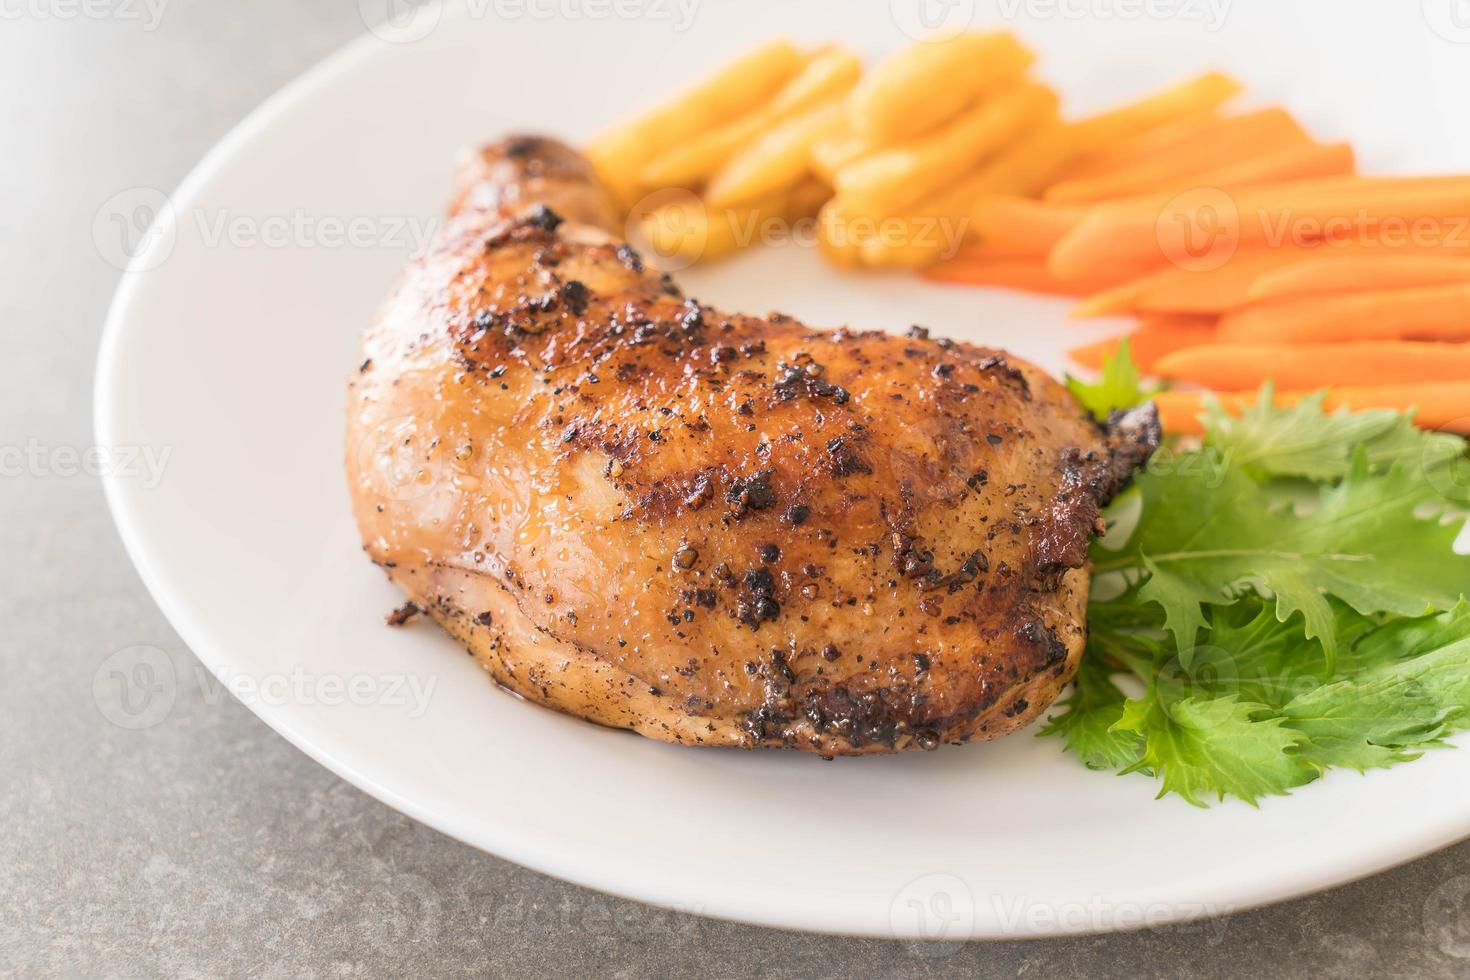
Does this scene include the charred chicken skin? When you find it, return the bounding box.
[347,136,1158,755]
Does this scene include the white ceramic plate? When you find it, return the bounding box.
[96,0,1470,938]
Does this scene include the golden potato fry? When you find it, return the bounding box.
[639,191,789,264]
[787,176,834,220]
[811,130,876,183]
[962,115,1075,198]
[848,32,1035,145]
[1066,71,1242,156]
[858,118,1072,269]
[816,198,864,268]
[586,40,806,212]
[641,47,863,188]
[705,101,846,209]
[835,82,1058,218]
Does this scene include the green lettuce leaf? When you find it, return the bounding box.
[1115,693,1313,807]
[1096,454,1469,668]
[1066,338,1157,420]
[1044,382,1470,806]
[1039,656,1142,771]
[1203,386,1466,484]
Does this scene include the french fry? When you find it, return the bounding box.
[836,82,1059,217]
[1045,108,1311,203]
[641,47,863,188]
[1067,316,1219,371]
[1154,341,1470,389]
[921,256,1078,295]
[848,32,1035,145]
[639,191,788,264]
[586,40,806,212]
[705,101,846,208]
[1155,384,1470,435]
[1246,253,1470,303]
[1066,71,1243,156]
[811,130,877,183]
[817,197,864,268]
[1218,282,1470,343]
[858,119,1071,269]
[787,176,833,219]
[957,117,1075,199]
[969,196,1085,258]
[1050,175,1470,283]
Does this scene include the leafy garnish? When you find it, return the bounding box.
[1203,385,1464,482]
[1040,656,1141,771]
[1098,452,1468,668]
[1045,347,1470,805]
[1117,693,1312,808]
[1066,338,1157,419]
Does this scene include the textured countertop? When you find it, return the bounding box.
[5,1,1470,975]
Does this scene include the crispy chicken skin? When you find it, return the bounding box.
[347,135,1158,755]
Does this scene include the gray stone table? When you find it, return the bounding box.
[4,1,1470,975]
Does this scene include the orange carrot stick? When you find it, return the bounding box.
[921,256,1079,295]
[1044,108,1312,204]
[968,196,1086,258]
[1153,341,1470,390]
[1155,384,1470,434]
[1218,282,1470,343]
[1072,237,1470,318]
[1247,253,1470,303]
[1068,316,1218,371]
[1055,109,1224,183]
[1071,247,1319,317]
[1188,141,1355,189]
[1050,176,1470,282]
[1066,72,1244,157]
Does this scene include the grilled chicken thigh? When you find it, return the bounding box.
[347,136,1157,755]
